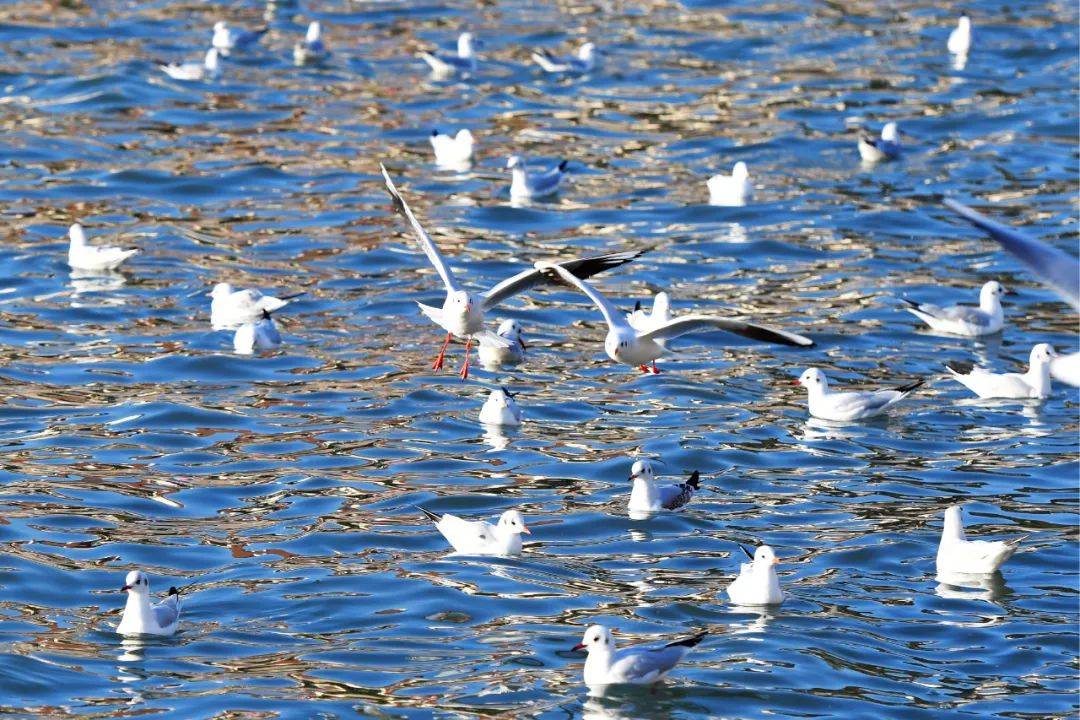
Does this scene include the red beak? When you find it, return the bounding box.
[120,585,131,592]
[571,642,586,651]
[792,379,801,386]
[518,337,527,351]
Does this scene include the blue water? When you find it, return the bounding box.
[0,1,1076,718]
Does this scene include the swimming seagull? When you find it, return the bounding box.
[531,42,596,74]
[937,505,1025,575]
[418,32,477,76]
[508,155,567,200]
[627,460,701,515]
[233,309,283,355]
[537,261,813,374]
[294,21,328,65]
[725,544,784,606]
[945,343,1055,399]
[947,15,972,57]
[380,164,644,379]
[67,223,138,272]
[430,128,475,169]
[420,507,529,556]
[210,282,304,330]
[212,21,267,56]
[479,386,522,426]
[794,368,923,421]
[571,625,706,687]
[858,122,901,163]
[478,319,526,368]
[116,570,181,636]
[160,48,221,81]
[707,162,752,207]
[901,280,1007,336]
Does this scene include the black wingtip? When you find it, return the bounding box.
[168,586,180,596]
[894,378,924,394]
[899,297,919,309]
[665,631,707,649]
[944,359,973,375]
[686,470,700,489]
[860,135,877,147]
[633,300,642,312]
[558,160,569,172]
[279,291,306,302]
[419,506,441,523]
[261,308,272,320]
[500,385,516,398]
[431,129,440,137]
[738,544,754,560]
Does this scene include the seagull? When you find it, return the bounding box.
[901,280,1007,336]
[430,128,474,169]
[794,368,923,421]
[479,386,521,426]
[210,283,304,330]
[948,15,972,57]
[945,343,1056,399]
[420,507,529,555]
[116,570,181,636]
[380,164,644,379]
[937,505,1025,575]
[627,460,701,514]
[67,223,138,272]
[1050,351,1080,388]
[212,21,267,56]
[531,42,596,74]
[160,48,221,81]
[478,319,526,368]
[858,122,901,163]
[294,21,328,65]
[537,261,813,374]
[571,625,706,687]
[419,32,477,76]
[508,155,567,200]
[707,162,752,207]
[725,544,784,606]
[233,310,283,355]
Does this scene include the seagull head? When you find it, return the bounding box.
[455,128,474,146]
[506,155,524,170]
[210,282,233,299]
[794,367,827,391]
[306,21,322,44]
[881,122,899,142]
[498,510,530,535]
[497,319,525,348]
[578,42,596,61]
[943,505,964,534]
[458,32,476,58]
[121,569,150,595]
[487,387,516,409]
[213,21,228,33]
[980,280,1007,306]
[450,289,474,315]
[68,223,87,247]
[652,291,670,318]
[572,624,613,653]
[957,15,971,30]
[629,459,654,483]
[754,545,780,566]
[1030,343,1056,366]
[732,161,750,179]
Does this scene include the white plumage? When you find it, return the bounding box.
[572,624,706,687]
[936,506,1024,575]
[725,545,784,606]
[67,223,138,272]
[421,508,529,556]
[902,280,1007,337]
[795,367,922,421]
[946,343,1055,399]
[116,570,181,637]
[707,161,752,207]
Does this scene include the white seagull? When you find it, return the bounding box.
[532,42,596,74]
[430,128,474,169]
[420,507,529,555]
[707,162,752,207]
[508,155,567,200]
[479,386,522,426]
[419,32,477,76]
[858,122,901,163]
[160,48,221,82]
[794,368,923,421]
[945,343,1055,399]
[478,319,526,368]
[537,261,813,374]
[937,505,1025,575]
[67,223,138,272]
[294,21,328,65]
[381,164,644,379]
[948,15,972,57]
[901,280,1007,336]
[726,544,784,606]
[116,570,181,636]
[1050,352,1080,388]
[572,625,706,687]
[212,21,267,56]
[210,282,303,330]
[233,310,283,355]
[627,460,701,515]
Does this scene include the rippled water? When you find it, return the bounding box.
[0,0,1077,717]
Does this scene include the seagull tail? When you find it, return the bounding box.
[686,470,701,489]
[665,631,707,649]
[418,506,441,523]
[558,160,569,172]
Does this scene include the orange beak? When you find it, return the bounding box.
[521,525,531,535]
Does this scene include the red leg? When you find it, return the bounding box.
[651,360,660,374]
[432,333,451,371]
[459,338,473,380]
[639,364,650,373]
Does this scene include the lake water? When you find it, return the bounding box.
[0,0,1077,718]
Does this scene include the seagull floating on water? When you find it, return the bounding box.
[233,310,283,355]
[858,122,901,163]
[478,319,526,368]
[116,570,181,636]
[901,280,1007,337]
[381,164,643,379]
[67,223,138,273]
[419,32,477,76]
[532,42,596,74]
[212,21,267,56]
[160,48,221,82]
[571,625,706,687]
[479,386,521,426]
[795,368,922,421]
[947,15,972,57]
[707,162,752,207]
[538,261,813,374]
[430,129,474,169]
[294,21,328,65]
[420,507,529,555]
[937,505,1025,576]
[508,155,567,200]
[627,460,701,515]
[726,544,784,606]
[210,282,303,330]
[945,343,1056,399]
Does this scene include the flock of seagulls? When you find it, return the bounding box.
[68,10,1069,692]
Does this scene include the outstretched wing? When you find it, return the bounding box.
[540,262,628,330]
[480,249,644,311]
[640,315,814,347]
[381,165,462,293]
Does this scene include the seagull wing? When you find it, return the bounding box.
[541,262,628,331]
[153,595,180,630]
[480,249,644,311]
[381,164,462,294]
[640,315,814,347]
